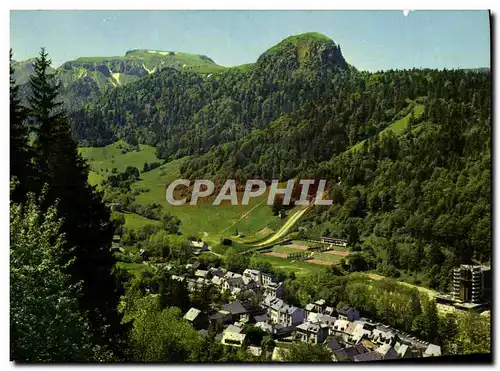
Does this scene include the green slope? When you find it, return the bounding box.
[79,140,161,186]
[349,104,424,152]
[80,143,277,241]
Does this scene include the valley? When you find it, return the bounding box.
[10,13,491,363]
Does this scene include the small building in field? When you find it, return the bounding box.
[183,307,208,330]
[190,240,209,251]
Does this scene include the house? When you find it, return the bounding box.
[255,321,274,334]
[354,318,377,331]
[324,306,335,316]
[209,267,225,277]
[269,301,305,327]
[190,240,208,251]
[223,277,245,293]
[225,324,243,334]
[183,308,208,330]
[221,332,247,348]
[254,313,269,323]
[296,321,330,344]
[231,287,243,296]
[261,272,277,286]
[242,276,258,290]
[423,344,442,357]
[333,345,368,362]
[314,299,327,313]
[262,295,305,327]
[305,303,315,316]
[247,346,262,357]
[359,338,377,352]
[243,269,262,284]
[327,338,342,352]
[262,294,283,310]
[195,269,210,279]
[196,277,211,287]
[279,304,305,326]
[332,319,356,343]
[263,281,284,298]
[353,351,383,362]
[375,343,399,360]
[224,271,243,279]
[395,342,413,358]
[209,310,232,327]
[372,328,396,345]
[305,299,328,315]
[350,323,373,344]
[239,313,250,324]
[274,324,296,337]
[332,319,351,333]
[223,301,247,321]
[337,305,360,321]
[211,276,224,287]
[307,312,336,327]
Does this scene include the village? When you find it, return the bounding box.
[164,256,443,362]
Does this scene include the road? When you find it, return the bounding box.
[208,245,222,257]
[254,206,310,247]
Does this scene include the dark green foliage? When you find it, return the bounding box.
[281,342,332,362]
[68,36,491,270]
[142,161,161,173]
[271,196,284,216]
[25,48,126,356]
[223,247,250,272]
[10,191,113,362]
[10,50,32,203]
[106,166,140,187]
[11,35,491,361]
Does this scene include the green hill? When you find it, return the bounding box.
[79,140,161,186]
[68,33,491,279]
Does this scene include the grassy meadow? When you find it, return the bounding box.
[80,141,279,244]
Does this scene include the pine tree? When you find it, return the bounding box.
[27,48,127,357]
[10,49,32,202]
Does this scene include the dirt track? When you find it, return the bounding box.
[282,244,309,251]
[306,259,334,266]
[324,250,350,256]
[263,252,288,258]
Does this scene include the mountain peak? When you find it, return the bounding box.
[258,32,348,71]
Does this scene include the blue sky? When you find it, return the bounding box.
[10,10,490,71]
